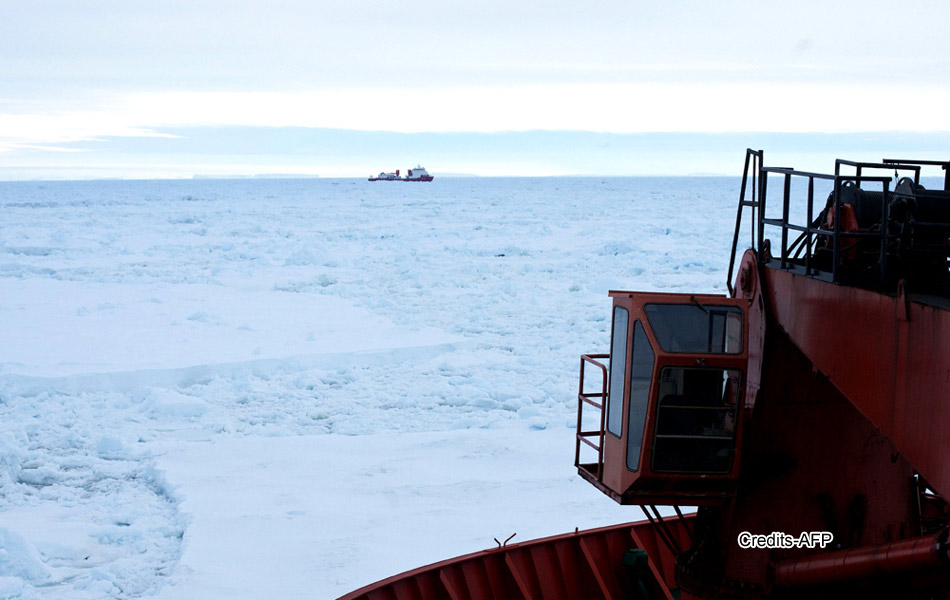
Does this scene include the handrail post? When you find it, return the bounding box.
[781,173,791,269]
[805,176,815,276]
[751,150,759,249]
[881,183,889,285]
[728,149,762,296]
[598,361,607,475]
[758,169,768,260]
[832,177,842,283]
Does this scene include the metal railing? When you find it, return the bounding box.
[575,353,609,481]
[881,158,950,189]
[728,149,950,292]
[760,167,892,284]
[727,149,763,296]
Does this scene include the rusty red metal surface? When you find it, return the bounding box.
[764,266,950,500]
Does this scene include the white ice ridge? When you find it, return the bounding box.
[0,278,458,378]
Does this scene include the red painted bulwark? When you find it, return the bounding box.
[337,518,689,600]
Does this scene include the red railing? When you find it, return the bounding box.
[575,353,609,482]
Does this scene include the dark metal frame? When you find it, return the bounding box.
[648,366,742,475]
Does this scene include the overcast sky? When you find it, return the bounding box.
[3,0,950,178]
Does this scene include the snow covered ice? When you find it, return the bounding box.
[0,176,739,598]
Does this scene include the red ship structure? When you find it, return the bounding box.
[340,150,950,599]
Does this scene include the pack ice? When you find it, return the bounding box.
[0,177,736,598]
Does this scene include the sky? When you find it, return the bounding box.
[2,0,950,178]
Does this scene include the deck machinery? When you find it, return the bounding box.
[339,150,950,599]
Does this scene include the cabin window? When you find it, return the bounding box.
[651,367,741,473]
[644,304,743,354]
[606,306,629,437]
[626,321,655,471]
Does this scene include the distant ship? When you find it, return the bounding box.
[403,166,433,182]
[368,166,433,182]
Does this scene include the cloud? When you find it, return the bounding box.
[0,143,86,154]
[0,109,179,151]
[3,81,950,152]
[3,1,948,178]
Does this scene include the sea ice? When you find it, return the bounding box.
[0,176,739,599]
